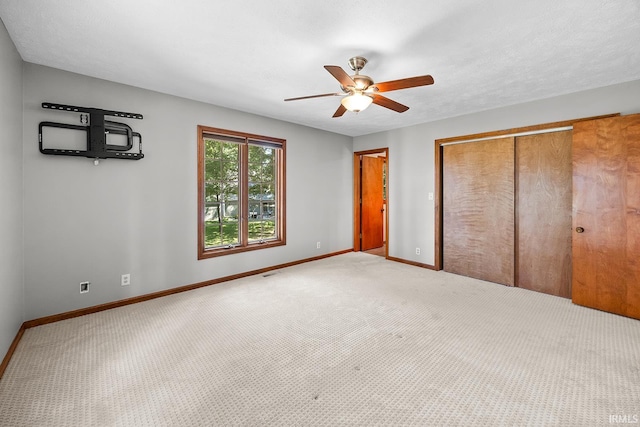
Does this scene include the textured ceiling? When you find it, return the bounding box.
[1,0,639,137]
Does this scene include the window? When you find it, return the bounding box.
[197,126,285,259]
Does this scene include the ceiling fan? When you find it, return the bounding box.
[284,56,434,118]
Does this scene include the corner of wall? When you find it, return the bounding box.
[0,15,26,367]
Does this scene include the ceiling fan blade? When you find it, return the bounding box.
[332,104,347,118]
[324,65,356,88]
[372,75,434,93]
[372,94,409,113]
[284,93,342,102]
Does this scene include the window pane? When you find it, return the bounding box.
[204,204,220,222]
[262,202,275,219]
[223,183,239,204]
[223,160,238,176]
[248,144,278,243]
[248,183,261,200]
[248,145,262,181]
[262,149,274,181]
[262,162,274,183]
[204,205,224,248]
[248,219,276,242]
[204,139,221,158]
[222,220,239,246]
[221,199,239,246]
[261,185,274,201]
[249,201,260,219]
[205,221,223,248]
[222,142,239,159]
[205,158,222,182]
[205,184,221,203]
[203,138,240,249]
[253,149,273,183]
[224,201,238,219]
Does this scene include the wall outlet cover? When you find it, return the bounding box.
[80,281,90,293]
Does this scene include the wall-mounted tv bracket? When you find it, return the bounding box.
[38,102,144,164]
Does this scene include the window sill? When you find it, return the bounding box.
[198,239,285,260]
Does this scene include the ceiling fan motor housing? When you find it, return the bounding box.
[341,74,374,92]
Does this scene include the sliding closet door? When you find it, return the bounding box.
[516,131,572,298]
[572,114,640,319]
[443,138,515,286]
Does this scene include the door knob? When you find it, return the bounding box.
[575,227,585,233]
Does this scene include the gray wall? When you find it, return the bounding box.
[354,80,640,265]
[14,52,640,322]
[22,64,353,319]
[0,19,24,357]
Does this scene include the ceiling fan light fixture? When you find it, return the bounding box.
[341,93,373,112]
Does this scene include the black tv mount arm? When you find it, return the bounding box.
[39,102,144,162]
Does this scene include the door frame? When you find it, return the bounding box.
[433,114,619,271]
[354,148,389,257]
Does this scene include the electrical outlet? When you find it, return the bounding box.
[415,247,421,255]
[121,273,130,286]
[80,281,90,293]
[316,241,321,249]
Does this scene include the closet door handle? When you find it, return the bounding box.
[575,227,585,233]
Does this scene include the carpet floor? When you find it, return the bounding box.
[1,252,639,426]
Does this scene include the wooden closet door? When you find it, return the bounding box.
[572,114,640,319]
[361,156,384,251]
[443,138,515,286]
[516,131,572,298]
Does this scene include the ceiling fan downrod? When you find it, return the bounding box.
[346,57,374,91]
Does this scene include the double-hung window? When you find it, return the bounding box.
[197,126,286,259]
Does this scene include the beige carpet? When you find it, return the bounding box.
[1,252,639,426]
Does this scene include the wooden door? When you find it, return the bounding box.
[572,114,640,319]
[516,131,573,298]
[361,156,384,251]
[443,137,515,286]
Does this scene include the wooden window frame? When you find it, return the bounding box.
[197,125,286,259]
